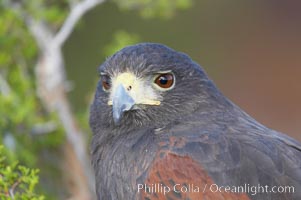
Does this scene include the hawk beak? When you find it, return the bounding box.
[112,84,135,125]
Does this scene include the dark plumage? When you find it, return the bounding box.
[90,43,301,200]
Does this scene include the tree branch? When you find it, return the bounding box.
[31,121,58,135]
[53,0,106,47]
[9,178,21,200]
[3,0,108,198]
[0,74,11,96]
[26,19,54,51]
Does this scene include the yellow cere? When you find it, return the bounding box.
[107,72,161,106]
[115,72,136,87]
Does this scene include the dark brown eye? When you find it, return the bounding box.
[101,75,111,91]
[154,73,174,89]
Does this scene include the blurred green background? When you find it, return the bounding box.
[1,0,300,199]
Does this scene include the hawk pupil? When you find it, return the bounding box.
[154,73,174,89]
[159,76,168,85]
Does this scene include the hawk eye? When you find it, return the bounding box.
[101,75,111,91]
[154,73,174,89]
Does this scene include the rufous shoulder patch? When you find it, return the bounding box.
[140,152,250,200]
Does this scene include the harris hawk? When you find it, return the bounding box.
[90,43,301,200]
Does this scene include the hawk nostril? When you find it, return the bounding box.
[127,86,132,91]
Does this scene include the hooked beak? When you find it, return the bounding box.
[112,84,135,125]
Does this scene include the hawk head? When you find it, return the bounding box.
[90,43,222,131]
